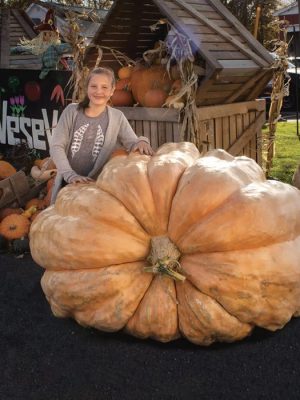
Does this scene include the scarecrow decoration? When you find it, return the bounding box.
[11,9,73,80]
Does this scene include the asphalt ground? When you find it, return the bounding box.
[1,253,300,400]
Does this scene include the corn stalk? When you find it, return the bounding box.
[146,20,205,151]
[264,20,291,176]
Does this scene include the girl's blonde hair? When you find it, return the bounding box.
[78,67,116,110]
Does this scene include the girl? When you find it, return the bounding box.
[50,67,153,203]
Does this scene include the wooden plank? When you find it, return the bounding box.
[135,120,143,137]
[9,58,42,65]
[142,121,151,143]
[192,33,228,43]
[256,110,263,166]
[10,54,40,60]
[196,71,222,106]
[217,76,251,84]
[199,91,233,99]
[166,2,214,13]
[236,114,243,141]
[0,9,10,68]
[129,120,136,131]
[229,115,237,147]
[210,83,242,91]
[206,0,274,65]
[218,68,258,77]
[246,70,273,101]
[215,117,223,149]
[165,122,173,143]
[218,60,259,69]
[172,122,181,142]
[249,111,257,160]
[11,10,36,39]
[195,99,265,120]
[157,121,166,146]
[210,51,249,60]
[224,70,267,103]
[227,111,265,156]
[222,116,230,151]
[117,107,179,122]
[164,0,269,67]
[150,121,159,149]
[203,42,238,51]
[9,64,40,69]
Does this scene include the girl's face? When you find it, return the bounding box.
[87,74,115,108]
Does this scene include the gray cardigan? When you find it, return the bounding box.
[50,103,149,203]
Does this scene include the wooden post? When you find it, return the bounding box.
[253,6,261,40]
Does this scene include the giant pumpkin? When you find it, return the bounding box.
[30,143,300,345]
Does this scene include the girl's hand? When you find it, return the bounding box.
[131,141,154,156]
[69,176,94,184]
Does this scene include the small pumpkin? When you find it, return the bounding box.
[143,88,168,108]
[0,214,30,240]
[25,198,45,211]
[0,160,17,180]
[0,207,23,222]
[30,144,300,345]
[118,65,133,80]
[111,90,134,107]
[115,78,131,91]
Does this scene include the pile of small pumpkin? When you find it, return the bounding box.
[111,64,182,108]
[0,158,55,254]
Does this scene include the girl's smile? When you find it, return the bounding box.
[87,74,115,110]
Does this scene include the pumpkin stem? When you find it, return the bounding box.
[145,236,185,282]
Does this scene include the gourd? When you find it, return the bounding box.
[0,160,17,180]
[144,88,168,108]
[118,65,133,80]
[0,214,31,240]
[131,65,173,106]
[0,206,37,240]
[111,90,134,107]
[29,143,300,346]
[0,207,23,222]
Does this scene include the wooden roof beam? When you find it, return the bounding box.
[207,0,274,65]
[167,0,269,68]
[152,0,220,73]
[11,10,36,40]
[224,70,268,103]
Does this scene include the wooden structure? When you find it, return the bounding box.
[85,0,273,163]
[119,99,266,163]
[0,9,41,70]
[88,0,274,106]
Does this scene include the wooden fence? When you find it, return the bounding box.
[119,98,266,165]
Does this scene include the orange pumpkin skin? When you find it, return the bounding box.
[131,66,173,106]
[30,144,300,345]
[0,207,23,222]
[0,214,30,240]
[111,90,134,107]
[0,161,16,180]
[115,78,131,91]
[144,89,168,108]
[118,65,133,80]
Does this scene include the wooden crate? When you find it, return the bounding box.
[119,98,266,165]
[0,170,45,209]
